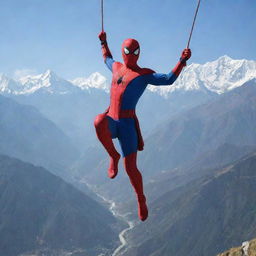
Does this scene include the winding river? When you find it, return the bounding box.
[80,180,137,256]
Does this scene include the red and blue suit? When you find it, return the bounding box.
[94,32,191,221]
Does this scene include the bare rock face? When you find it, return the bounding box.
[217,238,256,256]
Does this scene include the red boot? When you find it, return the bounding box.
[108,153,120,179]
[137,195,148,221]
[94,113,120,179]
[124,152,148,221]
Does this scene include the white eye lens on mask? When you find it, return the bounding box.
[124,47,130,55]
[134,48,140,56]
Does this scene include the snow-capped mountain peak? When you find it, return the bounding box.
[0,56,255,96]
[72,72,108,92]
[148,55,256,97]
[41,69,60,82]
[18,70,77,94]
[195,55,256,94]
[0,74,24,94]
[20,69,59,87]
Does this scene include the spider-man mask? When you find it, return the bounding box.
[122,39,140,69]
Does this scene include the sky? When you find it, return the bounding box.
[0,0,255,80]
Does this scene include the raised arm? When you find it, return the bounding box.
[147,49,191,86]
[98,31,115,72]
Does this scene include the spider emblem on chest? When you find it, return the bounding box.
[117,76,123,85]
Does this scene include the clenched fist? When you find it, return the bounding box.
[98,31,107,42]
[181,48,192,61]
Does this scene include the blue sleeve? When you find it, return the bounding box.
[105,57,115,72]
[146,72,178,86]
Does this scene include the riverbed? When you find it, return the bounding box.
[79,180,137,256]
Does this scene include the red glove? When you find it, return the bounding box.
[181,48,192,61]
[99,31,112,60]
[173,48,192,74]
[98,31,107,44]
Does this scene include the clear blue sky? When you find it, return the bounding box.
[0,0,255,80]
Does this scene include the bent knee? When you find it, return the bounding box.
[94,113,107,129]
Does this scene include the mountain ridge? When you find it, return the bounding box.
[139,78,256,176]
[0,94,78,174]
[0,56,255,97]
[0,154,120,256]
[123,151,256,256]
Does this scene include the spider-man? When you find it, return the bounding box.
[94,31,191,221]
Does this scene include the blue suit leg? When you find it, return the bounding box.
[106,116,118,139]
[117,118,138,157]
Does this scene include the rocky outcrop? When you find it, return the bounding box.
[217,238,256,256]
